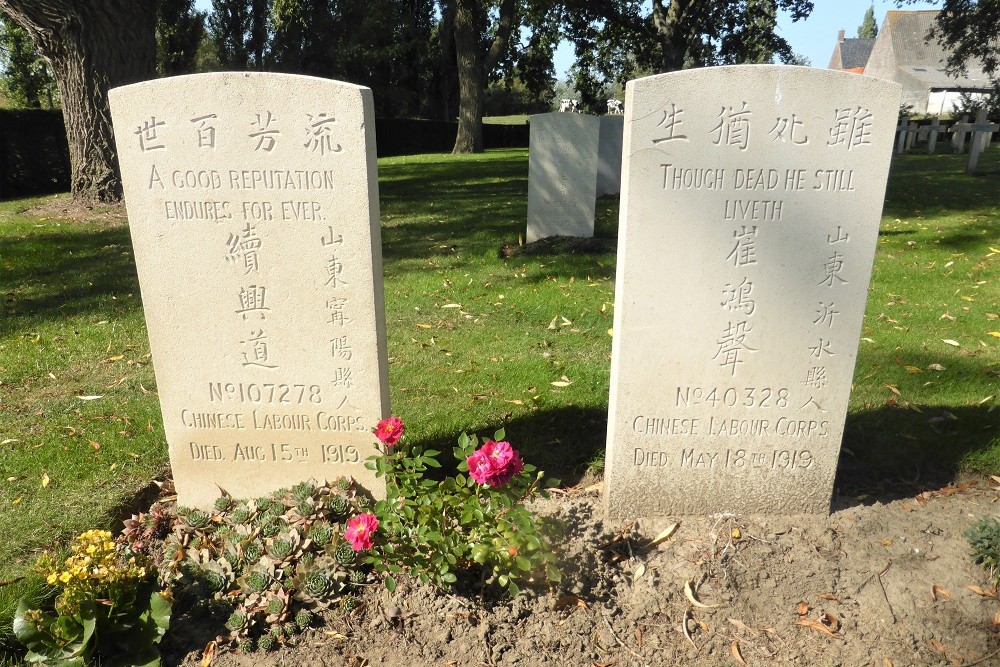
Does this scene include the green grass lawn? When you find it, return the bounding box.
[0,145,998,652]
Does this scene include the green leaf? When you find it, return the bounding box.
[515,556,531,572]
[507,581,521,596]
[497,574,509,588]
[493,428,506,442]
[442,572,457,584]
[385,576,396,593]
[423,457,442,468]
[453,447,466,461]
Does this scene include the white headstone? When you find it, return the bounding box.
[605,66,901,517]
[597,115,625,196]
[526,112,601,243]
[110,72,390,509]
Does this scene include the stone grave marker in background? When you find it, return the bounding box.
[526,112,600,243]
[926,117,945,154]
[955,110,999,175]
[605,66,900,517]
[597,115,625,196]
[952,114,970,152]
[110,73,390,508]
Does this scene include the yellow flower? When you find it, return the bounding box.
[58,571,72,584]
[46,573,58,585]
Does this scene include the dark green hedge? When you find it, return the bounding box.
[0,108,70,199]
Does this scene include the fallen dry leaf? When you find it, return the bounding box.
[40,473,50,489]
[648,522,679,546]
[964,585,999,599]
[793,619,844,640]
[635,627,642,649]
[823,613,840,631]
[727,618,761,637]
[817,593,840,602]
[684,580,720,609]
[883,658,893,667]
[797,601,810,616]
[682,607,697,649]
[731,640,748,666]
[942,339,960,347]
[200,640,216,666]
[993,611,1000,629]
[632,562,646,581]
[931,584,951,601]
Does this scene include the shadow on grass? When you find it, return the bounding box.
[0,226,140,336]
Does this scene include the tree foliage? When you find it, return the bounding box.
[157,0,207,76]
[563,0,814,113]
[0,13,58,108]
[858,4,878,39]
[924,0,1000,79]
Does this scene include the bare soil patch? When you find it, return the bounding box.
[26,194,127,226]
[165,477,1000,667]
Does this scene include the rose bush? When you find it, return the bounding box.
[366,418,561,595]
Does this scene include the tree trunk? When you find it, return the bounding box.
[451,0,484,153]
[652,0,694,72]
[451,0,517,154]
[0,0,156,202]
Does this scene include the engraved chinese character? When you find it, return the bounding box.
[768,114,808,145]
[827,225,850,244]
[241,329,278,368]
[653,104,688,144]
[332,367,353,389]
[721,278,756,315]
[225,223,263,274]
[813,301,839,327]
[326,296,351,326]
[802,366,828,389]
[325,254,348,288]
[713,320,757,376]
[135,116,166,151]
[819,251,848,286]
[337,395,362,412]
[321,226,343,246]
[190,113,218,148]
[250,111,281,151]
[828,107,873,150]
[305,113,342,155]
[800,396,827,412]
[236,285,270,319]
[808,338,835,358]
[711,102,751,150]
[331,335,353,360]
[726,226,758,267]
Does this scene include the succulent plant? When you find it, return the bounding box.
[266,596,285,616]
[214,494,235,512]
[227,506,251,525]
[238,638,255,653]
[175,505,193,518]
[294,609,313,630]
[309,522,334,547]
[291,481,316,504]
[225,610,248,632]
[336,478,351,491]
[259,519,282,538]
[349,569,366,585]
[343,596,360,612]
[243,569,270,594]
[257,634,275,651]
[268,538,293,561]
[203,569,227,593]
[187,509,211,529]
[242,541,264,564]
[327,496,349,519]
[283,621,299,637]
[335,543,356,566]
[355,495,373,510]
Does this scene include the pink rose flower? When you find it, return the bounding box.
[344,513,379,551]
[467,450,495,486]
[374,417,404,447]
[466,440,525,488]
